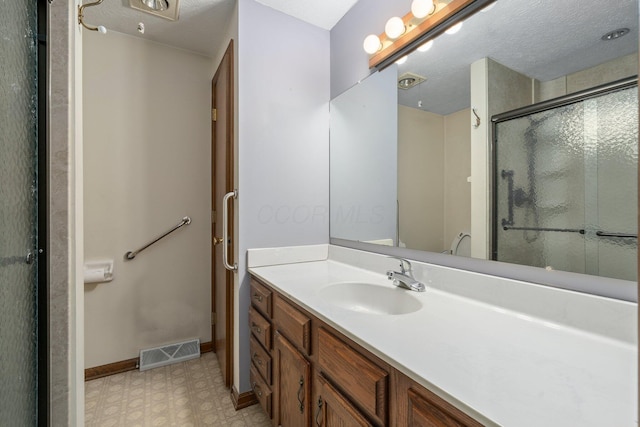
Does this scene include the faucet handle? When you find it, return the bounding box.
[387,256,412,274]
[399,258,412,274]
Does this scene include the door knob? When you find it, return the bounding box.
[213,237,224,245]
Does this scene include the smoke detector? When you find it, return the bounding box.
[398,72,426,90]
[130,0,180,21]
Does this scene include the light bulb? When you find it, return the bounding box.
[396,55,408,65]
[363,34,382,54]
[411,0,435,19]
[385,17,405,39]
[445,21,463,35]
[417,40,433,52]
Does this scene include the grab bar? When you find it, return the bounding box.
[596,231,637,239]
[222,190,238,272]
[503,226,585,234]
[124,216,191,260]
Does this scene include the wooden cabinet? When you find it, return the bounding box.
[395,373,484,427]
[317,327,388,426]
[249,278,274,419]
[273,332,311,427]
[315,374,373,427]
[249,275,485,427]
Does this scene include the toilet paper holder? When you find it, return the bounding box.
[84,260,114,284]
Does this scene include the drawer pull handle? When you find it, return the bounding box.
[252,381,263,398]
[251,322,262,334]
[315,397,323,426]
[252,352,262,366]
[297,376,305,414]
[253,293,264,302]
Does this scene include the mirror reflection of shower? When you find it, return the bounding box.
[493,77,638,281]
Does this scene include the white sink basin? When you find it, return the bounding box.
[318,282,423,315]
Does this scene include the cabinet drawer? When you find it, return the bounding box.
[318,328,388,424]
[249,306,272,350]
[250,335,272,384]
[250,364,272,418]
[273,294,311,355]
[250,278,272,317]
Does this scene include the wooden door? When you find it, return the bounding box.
[211,40,234,388]
[274,332,311,427]
[316,375,373,427]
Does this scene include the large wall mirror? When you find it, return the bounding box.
[330,0,638,299]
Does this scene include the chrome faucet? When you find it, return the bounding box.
[386,258,426,292]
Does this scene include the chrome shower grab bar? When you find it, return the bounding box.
[596,231,637,239]
[503,226,585,234]
[222,190,238,272]
[124,216,191,261]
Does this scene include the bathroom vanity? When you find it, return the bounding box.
[247,245,636,427]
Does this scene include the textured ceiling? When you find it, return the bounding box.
[85,0,236,57]
[84,0,357,57]
[397,0,639,115]
[254,0,359,30]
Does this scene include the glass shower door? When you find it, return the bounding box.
[493,80,638,282]
[0,0,40,424]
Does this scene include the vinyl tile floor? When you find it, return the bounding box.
[85,352,271,427]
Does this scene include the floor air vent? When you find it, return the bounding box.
[139,338,200,371]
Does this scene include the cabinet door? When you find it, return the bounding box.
[315,375,373,427]
[397,374,484,427]
[274,332,311,427]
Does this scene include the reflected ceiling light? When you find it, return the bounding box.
[601,28,630,41]
[385,17,406,39]
[417,40,433,52]
[363,34,382,54]
[396,55,408,65]
[411,0,435,19]
[481,3,496,12]
[445,21,463,34]
[142,0,169,11]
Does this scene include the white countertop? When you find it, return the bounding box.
[248,246,637,427]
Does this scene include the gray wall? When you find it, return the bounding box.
[331,67,398,244]
[330,0,406,98]
[237,0,330,392]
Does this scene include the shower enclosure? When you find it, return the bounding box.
[492,77,638,282]
[1,0,45,424]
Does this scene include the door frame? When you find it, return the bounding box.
[211,39,235,388]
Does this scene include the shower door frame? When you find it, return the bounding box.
[37,0,49,423]
[490,75,638,270]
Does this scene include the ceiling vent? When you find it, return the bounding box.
[398,72,426,90]
[129,0,180,21]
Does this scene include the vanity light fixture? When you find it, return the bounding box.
[411,0,436,19]
[363,34,383,54]
[385,17,406,39]
[363,0,495,69]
